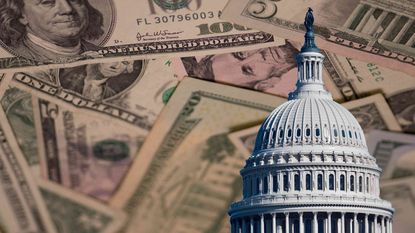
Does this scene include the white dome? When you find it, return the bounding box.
[254,97,367,152]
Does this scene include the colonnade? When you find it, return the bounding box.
[344,2,414,46]
[230,212,392,233]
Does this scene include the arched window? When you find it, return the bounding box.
[350,175,355,191]
[366,177,370,193]
[306,174,312,190]
[256,177,260,195]
[359,176,363,192]
[284,174,289,191]
[294,174,301,191]
[329,174,335,190]
[333,128,338,137]
[317,174,323,190]
[316,128,321,137]
[273,175,278,192]
[340,174,345,191]
[296,128,301,137]
[263,176,268,194]
[306,128,311,137]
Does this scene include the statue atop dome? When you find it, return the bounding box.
[304,7,314,32]
[301,7,319,52]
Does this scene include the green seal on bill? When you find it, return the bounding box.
[93,140,129,162]
[154,0,192,10]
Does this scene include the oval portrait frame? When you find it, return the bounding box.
[0,0,116,60]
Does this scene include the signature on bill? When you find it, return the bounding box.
[136,30,184,41]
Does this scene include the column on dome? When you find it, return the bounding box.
[336,214,341,233]
[354,213,358,233]
[374,215,379,233]
[355,7,376,32]
[381,216,385,233]
[308,60,312,81]
[251,217,254,233]
[260,214,265,233]
[304,60,308,81]
[365,214,369,233]
[269,173,273,194]
[344,3,365,28]
[272,214,277,233]
[393,19,414,43]
[313,212,318,233]
[299,212,304,233]
[236,219,240,233]
[367,10,389,35]
[302,59,306,82]
[389,218,393,233]
[318,59,322,82]
[259,175,263,194]
[285,213,290,233]
[277,218,283,233]
[340,213,345,233]
[242,218,246,233]
[327,212,332,233]
[379,14,401,40]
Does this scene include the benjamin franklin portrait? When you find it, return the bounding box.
[0,0,114,62]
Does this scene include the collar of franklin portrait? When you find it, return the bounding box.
[27,32,82,56]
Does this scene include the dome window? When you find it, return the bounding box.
[255,177,260,195]
[279,129,284,138]
[366,177,370,193]
[359,176,363,192]
[341,129,346,138]
[294,174,301,191]
[283,174,289,191]
[296,128,301,137]
[348,130,352,138]
[350,175,355,191]
[329,174,335,190]
[317,174,323,190]
[263,176,268,194]
[315,128,320,137]
[306,128,311,137]
[340,174,345,191]
[273,175,278,192]
[287,128,292,138]
[333,128,338,137]
[306,174,312,190]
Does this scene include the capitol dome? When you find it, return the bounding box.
[229,9,393,233]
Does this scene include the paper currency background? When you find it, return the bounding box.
[0,0,413,233]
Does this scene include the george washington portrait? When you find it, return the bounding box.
[0,0,114,63]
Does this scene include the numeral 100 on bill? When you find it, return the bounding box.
[196,22,251,35]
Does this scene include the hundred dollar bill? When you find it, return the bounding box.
[221,0,415,76]
[321,52,415,132]
[173,40,344,100]
[0,0,285,70]
[38,179,126,233]
[380,177,415,233]
[9,58,177,129]
[0,108,57,233]
[110,77,286,233]
[0,88,40,176]
[228,94,402,157]
[367,130,415,179]
[32,96,145,202]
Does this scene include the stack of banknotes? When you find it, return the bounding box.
[0,0,413,232]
